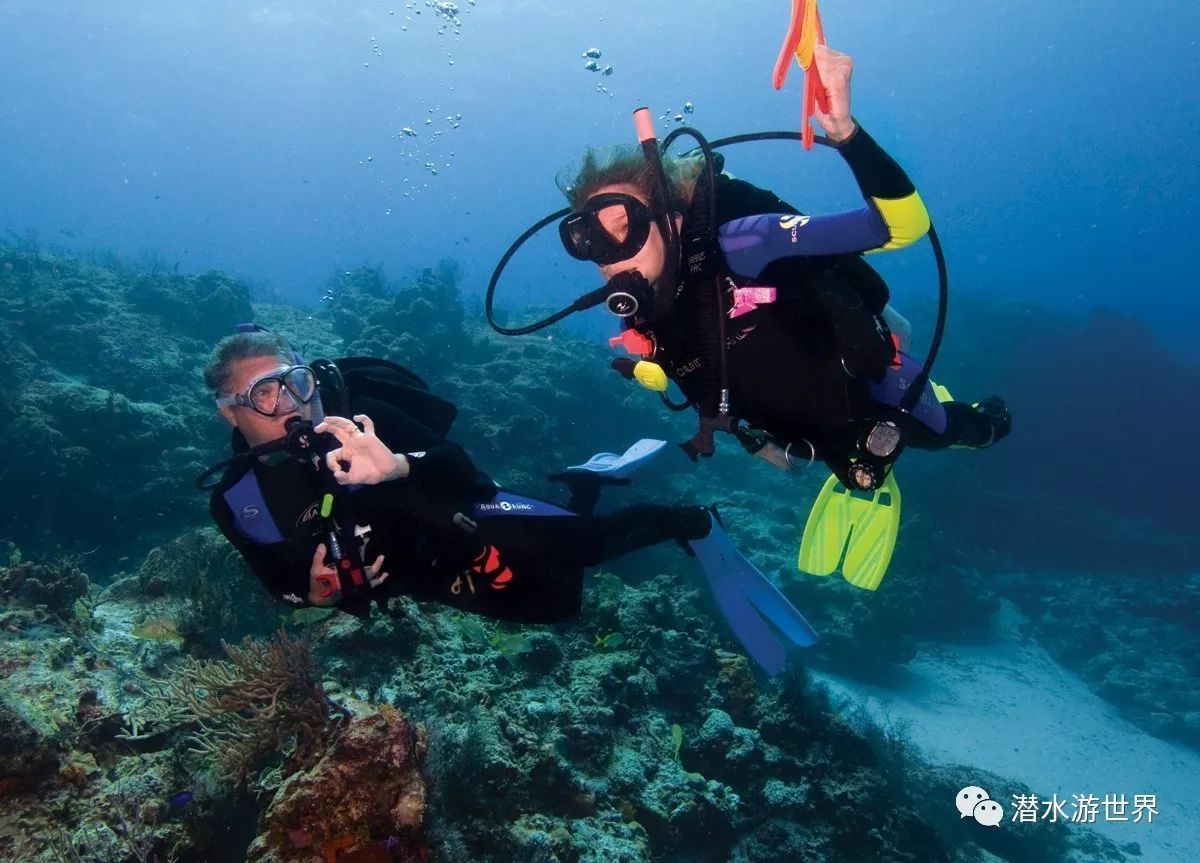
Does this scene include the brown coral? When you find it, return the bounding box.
[247,706,429,863]
[715,649,758,724]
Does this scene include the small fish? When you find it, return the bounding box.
[167,790,194,809]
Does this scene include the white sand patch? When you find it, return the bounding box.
[810,601,1200,863]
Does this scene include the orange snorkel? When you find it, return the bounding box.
[772,0,829,150]
[632,106,683,300]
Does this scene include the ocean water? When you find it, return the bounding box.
[1,2,1198,862]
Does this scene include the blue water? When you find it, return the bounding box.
[3,0,1197,345]
[3,3,1199,861]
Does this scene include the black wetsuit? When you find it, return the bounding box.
[629,126,996,467]
[210,396,709,622]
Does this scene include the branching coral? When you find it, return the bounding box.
[123,631,340,785]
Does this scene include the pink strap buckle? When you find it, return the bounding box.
[729,286,777,318]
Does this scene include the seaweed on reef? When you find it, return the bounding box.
[119,631,343,786]
[40,814,179,863]
[12,771,186,863]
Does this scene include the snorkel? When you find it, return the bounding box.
[631,107,683,318]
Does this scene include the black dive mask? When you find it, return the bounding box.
[559,193,655,265]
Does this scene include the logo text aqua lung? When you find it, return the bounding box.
[478,501,533,513]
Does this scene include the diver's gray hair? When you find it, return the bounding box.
[203,330,292,395]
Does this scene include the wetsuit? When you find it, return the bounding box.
[210,396,710,622]
[627,125,998,470]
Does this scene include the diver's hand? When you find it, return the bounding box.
[812,44,857,143]
[973,397,1012,447]
[315,414,410,485]
[307,543,390,606]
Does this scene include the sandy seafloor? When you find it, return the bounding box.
[812,600,1198,863]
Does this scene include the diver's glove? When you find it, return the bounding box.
[971,396,1012,447]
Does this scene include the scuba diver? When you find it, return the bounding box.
[200,327,818,676]
[485,44,1011,592]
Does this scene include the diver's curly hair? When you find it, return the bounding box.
[203,330,292,395]
[558,145,706,211]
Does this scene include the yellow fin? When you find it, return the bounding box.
[798,472,902,591]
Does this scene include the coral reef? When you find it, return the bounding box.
[0,575,427,863]
[127,632,337,784]
[0,245,248,565]
[247,705,427,863]
[0,555,91,620]
[0,243,1186,862]
[126,528,280,654]
[1000,567,1200,749]
[351,580,1106,863]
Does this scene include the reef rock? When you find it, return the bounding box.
[247,705,429,863]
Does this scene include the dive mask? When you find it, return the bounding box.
[559,193,654,265]
[217,364,320,418]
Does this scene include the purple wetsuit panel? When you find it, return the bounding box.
[867,353,948,434]
[718,208,890,279]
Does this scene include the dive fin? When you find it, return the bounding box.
[689,515,819,676]
[739,568,820,648]
[798,472,902,591]
[700,555,788,676]
[566,438,668,479]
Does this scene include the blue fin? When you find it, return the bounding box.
[701,559,787,676]
[688,516,818,675]
[739,568,820,648]
[566,439,668,479]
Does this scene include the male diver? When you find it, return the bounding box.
[201,327,818,675]
[486,45,1011,591]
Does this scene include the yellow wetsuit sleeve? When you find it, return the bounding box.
[834,124,930,251]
